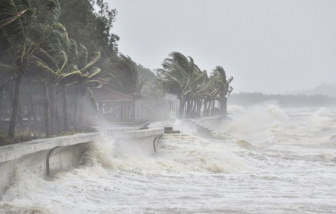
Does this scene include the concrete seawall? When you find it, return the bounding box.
[0,129,163,196]
[111,129,164,156]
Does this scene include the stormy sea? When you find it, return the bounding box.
[1,104,336,214]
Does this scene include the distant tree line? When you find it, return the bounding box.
[229,92,336,107]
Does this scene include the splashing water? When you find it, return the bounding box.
[1,104,336,213]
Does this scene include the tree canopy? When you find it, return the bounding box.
[0,0,234,140]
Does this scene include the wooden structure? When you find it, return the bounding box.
[91,86,135,123]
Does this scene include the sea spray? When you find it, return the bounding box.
[220,104,289,142]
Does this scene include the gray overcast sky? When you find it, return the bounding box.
[106,0,336,94]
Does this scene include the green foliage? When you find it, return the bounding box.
[59,129,90,136]
[137,64,157,83]
[0,0,61,63]
[1,0,62,138]
[57,0,119,56]
[212,66,234,98]
[158,52,200,99]
[157,51,234,118]
[0,134,11,146]
[102,54,138,96]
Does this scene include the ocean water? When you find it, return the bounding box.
[1,104,336,214]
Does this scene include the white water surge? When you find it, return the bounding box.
[1,105,336,213]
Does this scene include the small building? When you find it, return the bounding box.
[90,86,135,123]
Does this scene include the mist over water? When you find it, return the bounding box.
[1,104,336,213]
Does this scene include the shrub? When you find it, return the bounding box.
[0,134,11,146]
[0,128,43,146]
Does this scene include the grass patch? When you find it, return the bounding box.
[0,128,93,147]
[0,128,42,146]
[59,129,91,136]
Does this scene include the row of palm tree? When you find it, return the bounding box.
[157,52,233,119]
[0,1,234,139]
[0,0,63,138]
[0,0,104,138]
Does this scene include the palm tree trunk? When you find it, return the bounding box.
[8,74,23,138]
[220,96,227,116]
[196,99,202,118]
[56,107,61,134]
[131,99,135,122]
[190,100,195,117]
[78,96,84,128]
[62,87,68,132]
[73,96,78,130]
[203,99,209,116]
[49,85,56,135]
[210,99,215,116]
[28,86,37,129]
[187,99,192,118]
[0,91,3,126]
[29,90,37,130]
[44,85,50,138]
[17,103,24,128]
[207,100,211,116]
[178,98,185,119]
[27,86,32,128]
[202,99,206,117]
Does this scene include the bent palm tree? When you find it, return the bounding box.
[102,54,138,96]
[59,44,101,129]
[158,52,197,118]
[31,22,69,136]
[212,66,233,116]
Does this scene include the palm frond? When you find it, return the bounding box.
[76,43,88,69]
[0,0,29,37]
[80,51,100,73]
[68,39,78,63]
[34,59,55,78]
[88,67,101,79]
[58,70,81,85]
[33,48,56,68]
[56,51,67,75]
[0,8,28,28]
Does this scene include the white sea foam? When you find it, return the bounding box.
[1,105,336,213]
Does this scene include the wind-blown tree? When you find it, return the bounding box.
[56,38,80,132]
[202,77,219,117]
[0,66,14,127]
[188,70,212,117]
[185,68,213,118]
[212,66,233,116]
[31,23,69,136]
[158,52,202,119]
[57,0,119,56]
[100,54,139,121]
[137,64,157,83]
[0,31,14,90]
[102,54,138,96]
[59,43,101,130]
[157,52,235,118]
[0,0,61,138]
